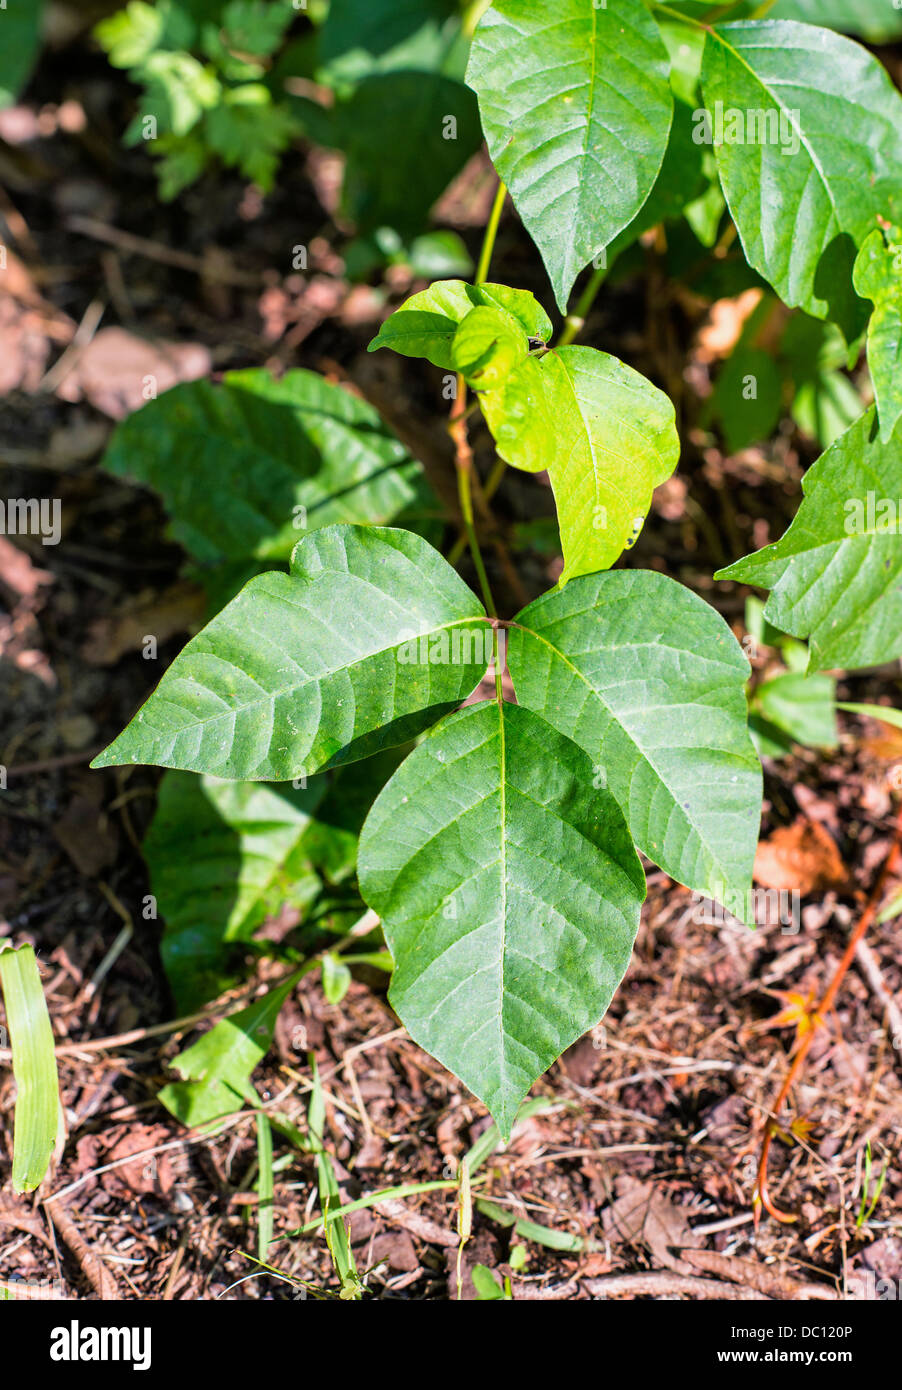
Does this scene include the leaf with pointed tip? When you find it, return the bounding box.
[717,409,902,671]
[91,525,489,780]
[367,280,552,369]
[700,21,902,339]
[854,226,902,444]
[466,0,673,311]
[451,305,529,390]
[480,347,680,580]
[507,570,761,915]
[101,369,437,570]
[358,701,645,1137]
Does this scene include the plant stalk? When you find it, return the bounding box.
[754,803,902,1224]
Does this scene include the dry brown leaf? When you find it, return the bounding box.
[754,818,848,893]
[56,327,211,418]
[601,1175,702,1274]
[694,288,763,363]
[81,582,207,665]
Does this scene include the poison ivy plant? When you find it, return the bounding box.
[367,279,552,367]
[718,410,902,671]
[481,347,680,579]
[96,521,761,1133]
[88,0,902,1144]
[506,569,761,913]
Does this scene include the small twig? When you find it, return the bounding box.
[66,216,264,286]
[754,804,902,1224]
[854,938,902,1048]
[582,1272,769,1300]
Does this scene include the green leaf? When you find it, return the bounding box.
[358,701,645,1137]
[144,773,329,1011]
[837,702,902,732]
[791,367,864,451]
[507,569,761,915]
[92,525,489,780]
[125,50,221,141]
[368,280,552,370]
[699,21,902,338]
[95,0,194,69]
[479,347,680,580]
[220,0,294,58]
[769,0,902,44]
[100,369,438,571]
[712,346,783,453]
[318,0,464,87]
[0,0,43,106]
[0,945,59,1193]
[471,1265,507,1300]
[329,71,482,237]
[466,0,673,311]
[158,973,298,1128]
[451,306,529,390]
[204,83,301,189]
[256,1111,274,1258]
[716,409,902,671]
[321,952,351,1005]
[854,226,902,444]
[754,671,838,748]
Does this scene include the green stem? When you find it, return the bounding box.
[556,263,605,347]
[750,0,779,16]
[475,179,507,285]
[652,3,708,31]
[455,416,496,619]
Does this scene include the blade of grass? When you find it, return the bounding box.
[0,945,59,1192]
[256,1111,274,1260]
[838,702,902,730]
[308,1054,362,1300]
[475,1197,590,1252]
